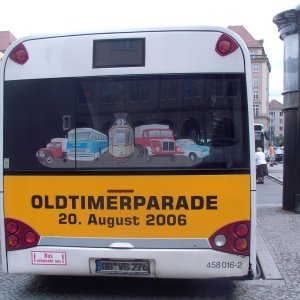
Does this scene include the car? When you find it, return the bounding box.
[175,139,210,162]
[275,147,284,162]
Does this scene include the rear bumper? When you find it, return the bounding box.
[6,247,251,279]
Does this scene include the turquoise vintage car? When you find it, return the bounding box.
[175,139,210,162]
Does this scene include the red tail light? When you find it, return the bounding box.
[7,235,19,248]
[5,218,40,251]
[6,221,18,234]
[235,238,248,252]
[9,43,29,65]
[209,220,250,256]
[215,34,238,56]
[235,223,249,237]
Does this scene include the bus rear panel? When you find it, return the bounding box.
[0,27,255,279]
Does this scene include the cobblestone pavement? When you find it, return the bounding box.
[235,205,300,300]
[244,162,300,300]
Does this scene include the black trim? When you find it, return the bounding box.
[4,168,250,176]
[93,38,145,68]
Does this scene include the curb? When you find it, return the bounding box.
[256,224,283,280]
[256,175,283,280]
[267,175,283,185]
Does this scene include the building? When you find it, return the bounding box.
[228,26,271,136]
[268,99,284,145]
[0,31,16,62]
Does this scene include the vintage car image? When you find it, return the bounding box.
[134,124,183,162]
[175,139,210,162]
[67,128,108,161]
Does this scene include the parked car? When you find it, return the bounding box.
[275,147,284,162]
[175,139,210,162]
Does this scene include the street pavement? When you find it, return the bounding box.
[267,162,284,182]
[255,162,300,299]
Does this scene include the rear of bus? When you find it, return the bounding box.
[0,27,256,279]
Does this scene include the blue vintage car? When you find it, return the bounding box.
[175,139,210,162]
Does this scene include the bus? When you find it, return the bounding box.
[0,27,256,279]
[254,123,269,152]
[67,128,108,161]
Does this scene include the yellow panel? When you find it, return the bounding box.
[4,175,250,238]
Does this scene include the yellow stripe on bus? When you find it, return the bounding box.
[4,175,250,238]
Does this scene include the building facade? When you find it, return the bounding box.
[228,26,271,136]
[268,99,284,145]
[0,31,16,62]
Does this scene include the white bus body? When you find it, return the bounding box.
[0,27,256,279]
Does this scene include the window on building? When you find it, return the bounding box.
[253,104,259,117]
[269,111,275,117]
[253,89,259,100]
[253,63,259,72]
[280,127,284,132]
[253,77,259,87]
[280,111,283,116]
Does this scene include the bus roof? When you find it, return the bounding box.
[2,26,250,81]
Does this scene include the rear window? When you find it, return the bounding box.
[4,74,250,172]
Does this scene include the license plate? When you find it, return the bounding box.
[96,259,150,275]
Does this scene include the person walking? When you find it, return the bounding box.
[268,144,275,167]
[255,147,268,184]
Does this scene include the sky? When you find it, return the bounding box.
[1,0,300,103]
